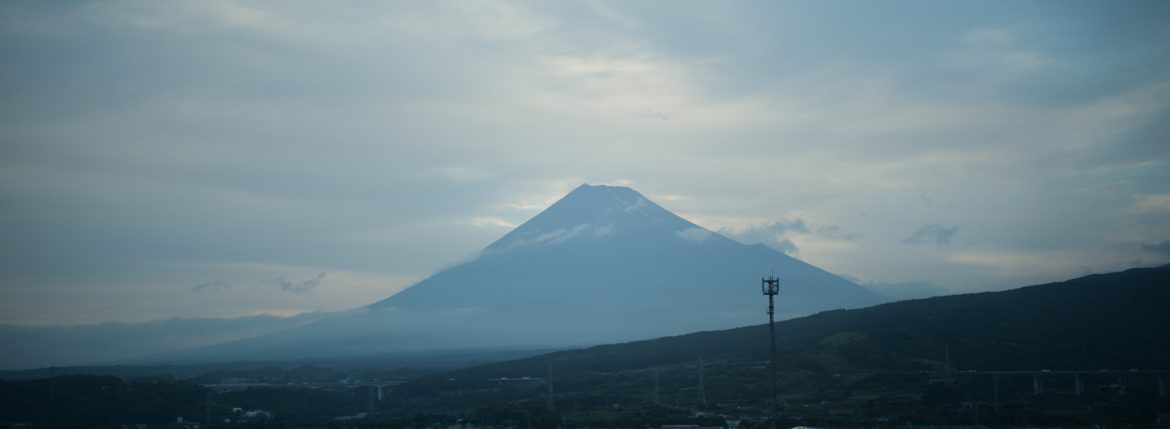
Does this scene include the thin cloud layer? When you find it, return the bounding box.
[1143,240,1170,255]
[903,224,961,247]
[267,272,326,294]
[191,280,232,293]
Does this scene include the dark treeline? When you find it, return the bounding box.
[0,375,203,428]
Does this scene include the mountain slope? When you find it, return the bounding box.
[450,265,1170,375]
[153,184,885,362]
[387,266,1170,413]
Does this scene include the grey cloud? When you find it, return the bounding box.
[722,218,809,237]
[720,218,808,255]
[779,219,809,233]
[267,272,326,293]
[1142,240,1170,255]
[903,224,960,247]
[722,219,865,255]
[817,225,864,240]
[190,280,231,293]
[918,193,957,209]
[770,238,799,255]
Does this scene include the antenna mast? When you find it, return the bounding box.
[762,275,781,429]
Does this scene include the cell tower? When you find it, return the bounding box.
[762,275,780,429]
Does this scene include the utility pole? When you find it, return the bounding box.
[547,365,555,413]
[762,275,780,429]
[993,373,999,414]
[945,345,952,383]
[697,355,706,408]
[654,368,660,406]
[368,386,375,415]
[205,390,212,428]
[48,366,56,406]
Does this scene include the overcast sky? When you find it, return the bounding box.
[2,1,1168,326]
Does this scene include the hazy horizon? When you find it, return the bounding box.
[2,1,1169,326]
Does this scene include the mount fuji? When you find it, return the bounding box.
[152,184,887,362]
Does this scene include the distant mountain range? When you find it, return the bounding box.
[0,313,325,370]
[145,184,885,363]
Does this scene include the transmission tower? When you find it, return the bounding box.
[762,275,780,429]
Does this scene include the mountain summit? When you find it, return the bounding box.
[163,184,887,361]
[485,184,694,254]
